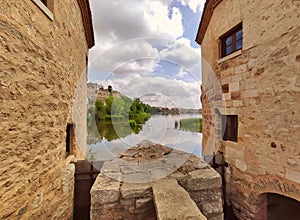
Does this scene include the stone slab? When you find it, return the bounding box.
[120,182,152,199]
[90,174,120,205]
[153,179,207,220]
[187,168,222,191]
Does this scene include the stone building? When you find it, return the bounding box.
[196,0,300,219]
[96,87,121,104]
[0,0,94,219]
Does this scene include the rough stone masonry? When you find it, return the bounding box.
[0,0,93,219]
[91,141,223,220]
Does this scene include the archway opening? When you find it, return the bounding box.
[267,193,300,220]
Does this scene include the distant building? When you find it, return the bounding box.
[0,0,94,219]
[96,87,121,104]
[196,0,300,219]
[87,82,103,104]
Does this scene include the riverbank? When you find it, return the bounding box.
[178,118,202,133]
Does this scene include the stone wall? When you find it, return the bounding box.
[0,0,89,219]
[198,0,300,219]
[90,141,223,220]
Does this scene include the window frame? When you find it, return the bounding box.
[222,115,238,142]
[31,0,54,20]
[220,23,243,58]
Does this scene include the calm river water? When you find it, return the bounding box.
[87,114,202,161]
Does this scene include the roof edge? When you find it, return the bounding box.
[77,0,95,49]
[195,0,223,45]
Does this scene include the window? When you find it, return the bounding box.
[66,123,75,157]
[220,23,243,58]
[222,115,238,142]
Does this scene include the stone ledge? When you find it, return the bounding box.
[187,169,222,191]
[153,179,207,220]
[90,174,120,205]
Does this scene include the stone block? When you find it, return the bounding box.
[232,74,243,82]
[231,91,241,100]
[245,78,256,90]
[235,65,247,74]
[233,100,243,107]
[200,198,223,216]
[221,76,232,84]
[286,169,300,184]
[225,146,244,161]
[235,159,247,171]
[190,189,222,203]
[90,174,120,205]
[229,82,240,92]
[222,93,231,101]
[120,182,152,199]
[240,89,258,98]
[248,58,256,69]
[62,163,75,193]
[153,179,207,220]
[222,84,229,93]
[187,169,222,191]
[209,214,224,220]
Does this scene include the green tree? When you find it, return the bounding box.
[105,96,114,115]
[111,97,125,116]
[95,100,105,120]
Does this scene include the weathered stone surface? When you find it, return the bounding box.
[201,12,300,220]
[235,159,247,171]
[153,179,207,220]
[286,170,300,184]
[199,199,223,216]
[187,169,222,191]
[91,174,120,204]
[91,141,223,220]
[229,82,240,92]
[0,0,91,219]
[120,182,152,199]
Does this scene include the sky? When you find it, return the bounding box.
[88,0,205,109]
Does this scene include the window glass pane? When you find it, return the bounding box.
[226,46,231,55]
[236,29,242,41]
[225,36,232,46]
[236,39,242,50]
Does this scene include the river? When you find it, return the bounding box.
[87,114,202,161]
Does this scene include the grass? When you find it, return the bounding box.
[179,118,202,133]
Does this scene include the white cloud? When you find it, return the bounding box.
[145,5,184,39]
[176,68,189,79]
[179,0,206,13]
[159,38,201,80]
[89,0,184,53]
[88,0,203,108]
[89,39,160,76]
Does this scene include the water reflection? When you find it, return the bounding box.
[87,114,202,161]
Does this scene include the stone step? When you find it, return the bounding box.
[152,179,207,220]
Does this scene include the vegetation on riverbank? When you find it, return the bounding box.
[177,118,202,133]
[88,95,152,126]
